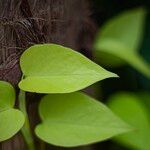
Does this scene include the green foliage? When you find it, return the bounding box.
[0,81,25,142]
[0,81,15,111]
[0,3,149,150]
[107,92,150,150]
[0,109,25,142]
[19,44,117,93]
[35,92,131,147]
[94,8,150,78]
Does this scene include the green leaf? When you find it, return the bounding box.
[35,92,131,147]
[0,109,25,142]
[94,8,150,78]
[0,81,25,142]
[107,92,150,150]
[0,81,15,111]
[19,44,117,93]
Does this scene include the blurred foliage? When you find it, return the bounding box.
[91,0,150,150]
[108,92,150,150]
[92,0,150,90]
[94,8,150,78]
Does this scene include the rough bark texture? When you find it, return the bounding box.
[0,0,96,149]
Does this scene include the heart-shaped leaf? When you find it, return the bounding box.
[107,92,150,150]
[19,44,117,93]
[94,8,150,78]
[35,92,131,147]
[0,81,25,142]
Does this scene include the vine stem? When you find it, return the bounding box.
[19,90,35,150]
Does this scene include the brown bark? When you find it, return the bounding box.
[0,0,96,149]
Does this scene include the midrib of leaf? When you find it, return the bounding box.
[42,121,130,130]
[23,72,118,78]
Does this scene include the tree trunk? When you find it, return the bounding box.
[0,0,96,149]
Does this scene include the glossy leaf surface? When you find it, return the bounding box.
[19,44,117,93]
[0,81,15,111]
[0,81,25,142]
[35,92,131,147]
[0,109,25,142]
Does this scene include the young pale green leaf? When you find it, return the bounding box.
[19,44,117,93]
[0,109,25,142]
[0,81,25,141]
[35,92,131,147]
[0,81,15,111]
[107,92,150,150]
[94,8,150,78]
